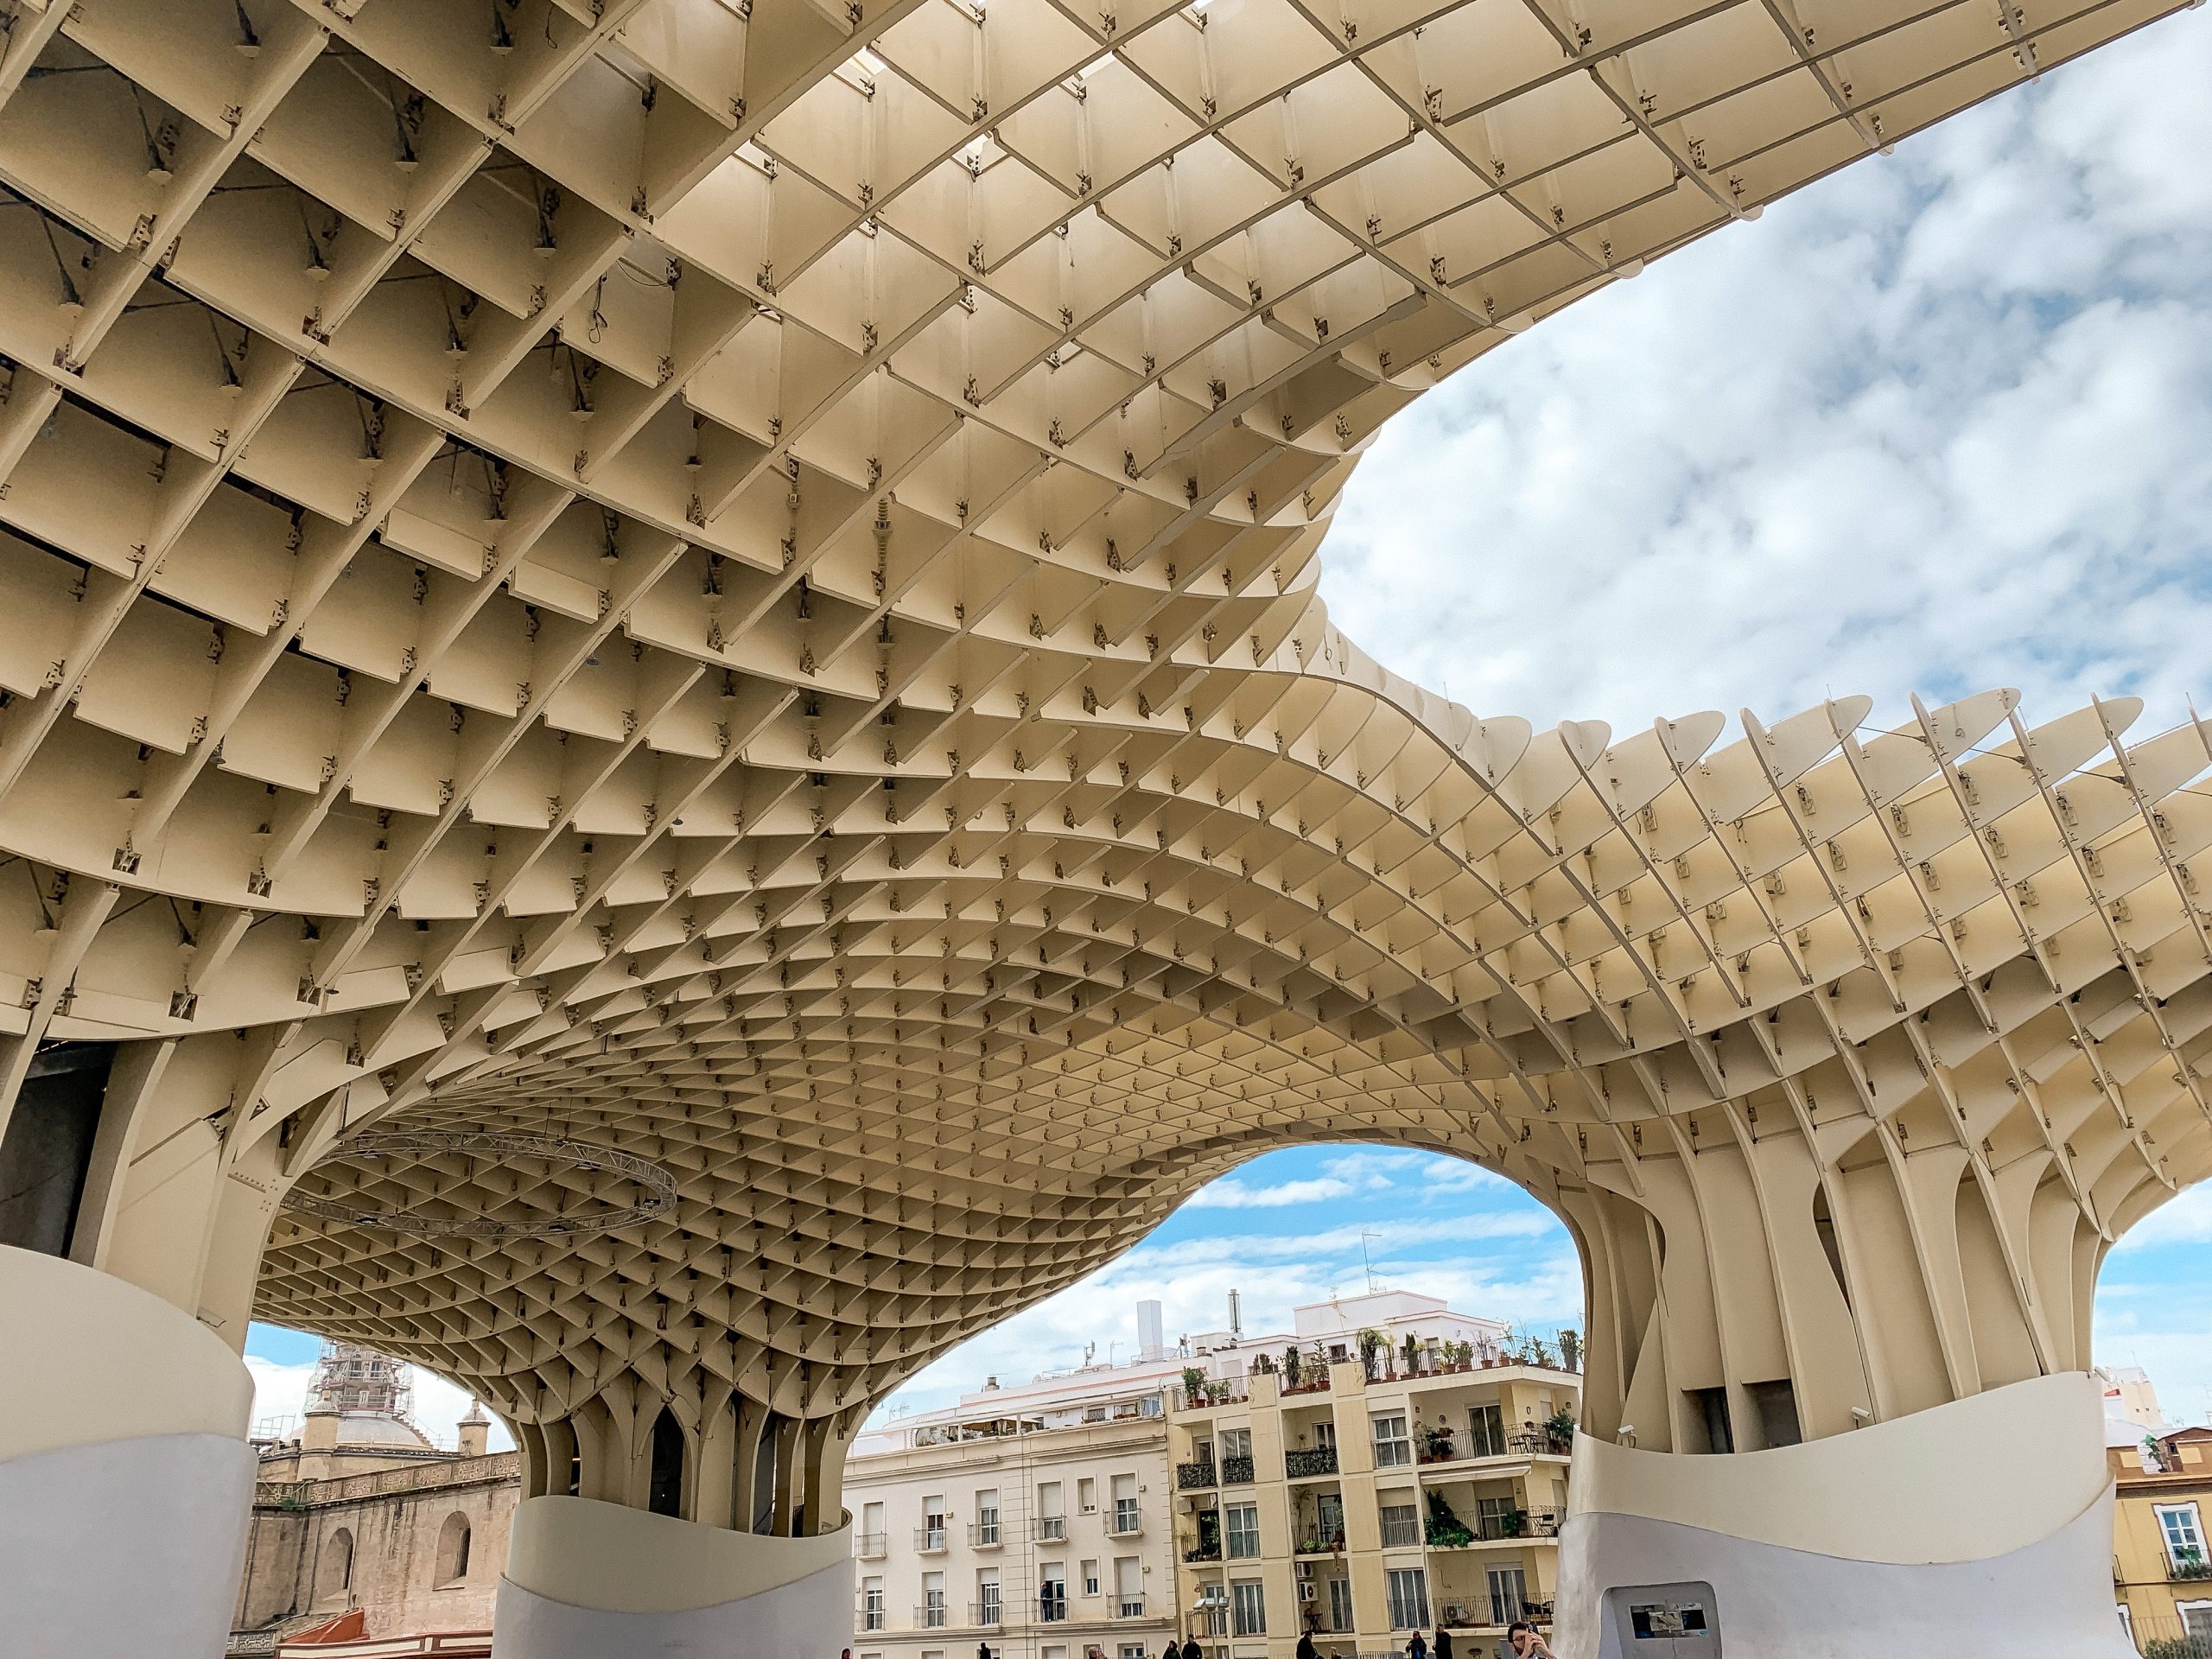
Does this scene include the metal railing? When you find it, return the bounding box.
[915,1525,949,1552]
[915,1602,948,1630]
[855,1531,887,1559]
[1116,1594,1147,1618]
[1109,1510,1143,1537]
[969,1520,1001,1547]
[1038,1515,1066,1541]
[1221,1455,1255,1484]
[970,1601,1002,1628]
[1037,1594,1069,1623]
[1285,1446,1338,1478]
[1177,1459,1218,1490]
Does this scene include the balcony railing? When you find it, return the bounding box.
[1038,1595,1069,1623]
[1285,1446,1338,1478]
[1109,1511,1142,1537]
[915,1526,948,1553]
[1183,1541,1224,1563]
[970,1601,1002,1628]
[1432,1507,1569,1545]
[915,1602,948,1630]
[862,1607,885,1631]
[855,1531,888,1560]
[1221,1455,1255,1484]
[969,1521,1002,1548]
[1116,1594,1147,1618]
[1177,1459,1218,1490]
[1038,1516,1066,1541]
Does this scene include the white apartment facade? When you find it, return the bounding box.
[847,1292,1554,1659]
[847,1296,1312,1659]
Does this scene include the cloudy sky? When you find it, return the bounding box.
[246,10,2212,1441]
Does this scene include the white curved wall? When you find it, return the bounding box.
[493,1495,854,1658]
[0,1245,256,1659]
[1553,1373,2134,1659]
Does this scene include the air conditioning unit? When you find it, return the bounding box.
[1298,1582,1316,1603]
[1294,1562,1313,1580]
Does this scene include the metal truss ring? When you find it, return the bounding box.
[283,1131,678,1238]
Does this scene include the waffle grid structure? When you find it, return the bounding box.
[0,0,2202,1495]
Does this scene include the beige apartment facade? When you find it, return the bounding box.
[1173,1325,1580,1656]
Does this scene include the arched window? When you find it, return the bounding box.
[648,1405,685,1518]
[435,1511,472,1586]
[315,1527,354,1609]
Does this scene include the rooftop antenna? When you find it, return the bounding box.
[1360,1229,1382,1292]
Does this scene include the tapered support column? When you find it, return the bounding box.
[493,1496,852,1657]
[1551,1373,2128,1657]
[0,1244,257,1659]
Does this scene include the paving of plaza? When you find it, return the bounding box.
[0,0,2204,1655]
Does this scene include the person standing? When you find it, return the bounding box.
[1434,1627,1454,1659]
[1407,1631,1429,1659]
[1297,1634,1321,1659]
[1181,1635,1203,1659]
[1499,1622,1554,1659]
[978,1643,993,1659]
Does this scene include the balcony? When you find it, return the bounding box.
[1431,1507,1567,1546]
[1284,1446,1338,1479]
[855,1531,888,1560]
[915,1602,949,1630]
[1177,1459,1218,1491]
[1220,1455,1255,1484]
[1116,1594,1147,1618]
[970,1601,1003,1628]
[1183,1542,1224,1563]
[1038,1595,1069,1624]
[1109,1510,1143,1538]
[969,1521,1002,1548]
[1038,1515,1066,1541]
[915,1526,949,1553]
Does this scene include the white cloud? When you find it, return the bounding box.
[2112,1183,2212,1251]
[1318,15,2212,743]
[1185,1176,1353,1208]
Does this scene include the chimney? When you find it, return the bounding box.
[1137,1300,1166,1363]
[457,1400,490,1459]
[1228,1289,1243,1338]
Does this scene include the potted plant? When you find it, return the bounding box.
[1423,1490,1474,1549]
[1558,1328,1581,1374]
[1419,1422,1455,1463]
[1544,1407,1577,1455]
[1182,1365,1207,1408]
[1529,1335,1555,1370]
[1357,1328,1384,1381]
[1401,1332,1423,1378]
[1500,1508,1528,1538]
[1283,1346,1303,1388]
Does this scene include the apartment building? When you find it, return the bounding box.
[849,1300,1266,1659]
[1169,1293,1580,1656]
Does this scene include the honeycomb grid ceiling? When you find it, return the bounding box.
[0,0,2204,1432]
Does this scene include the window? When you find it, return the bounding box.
[1111,1472,1140,1534]
[922,1495,947,1552]
[2161,1504,2208,1573]
[1487,1566,1528,1628]
[1115,1555,1143,1617]
[1040,1566,1067,1623]
[1372,1412,1411,1468]
[1078,1477,1097,1513]
[923,1571,946,1629]
[974,1488,1000,1547]
[1231,1579,1267,1637]
[1477,1496,1516,1539]
[1225,1503,1260,1559]
[1082,1560,1100,1597]
[1385,1567,1429,1630]
[1220,1428,1253,1459]
[1122,1647,1149,1659]
[1044,1648,1069,1659]
[1039,1482,1065,1541]
[1314,1493,1344,1548]
[315,1528,354,1609]
[862,1576,885,1630]
[2182,1603,2212,1642]
[861,1501,887,1557]
[1379,1503,1420,1548]
[434,1511,470,1586]
[1327,1577,1355,1633]
[1313,1420,1336,1452]
[1466,1402,1505,1459]
[976,1567,1001,1627]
